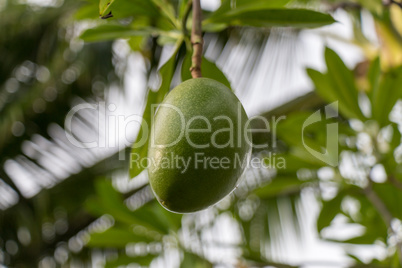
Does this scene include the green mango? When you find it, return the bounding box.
[148,78,252,213]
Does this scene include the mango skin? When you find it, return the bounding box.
[148,78,251,213]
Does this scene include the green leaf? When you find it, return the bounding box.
[126,17,154,51]
[87,227,156,248]
[128,36,146,51]
[355,0,383,15]
[129,201,183,234]
[332,187,389,245]
[381,124,401,172]
[275,109,343,167]
[75,1,99,20]
[104,255,158,268]
[154,40,183,99]
[306,69,338,102]
[151,0,179,28]
[275,153,323,173]
[99,0,159,18]
[181,54,231,89]
[80,24,155,42]
[372,66,402,127]
[347,253,365,264]
[180,252,213,268]
[307,48,367,120]
[160,207,183,232]
[178,0,190,19]
[157,31,182,46]
[367,56,381,103]
[276,112,334,155]
[340,233,379,245]
[208,0,292,20]
[86,179,171,234]
[99,0,114,16]
[128,91,162,179]
[390,123,402,151]
[253,176,305,199]
[324,47,365,120]
[129,41,182,179]
[206,9,336,28]
[202,23,228,33]
[372,182,402,219]
[317,193,345,232]
[306,68,358,119]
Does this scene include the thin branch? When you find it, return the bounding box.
[364,179,402,263]
[364,181,393,225]
[383,0,402,8]
[393,0,402,8]
[190,0,203,78]
[389,175,402,191]
[328,2,361,12]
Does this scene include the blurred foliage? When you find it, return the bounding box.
[2,0,402,267]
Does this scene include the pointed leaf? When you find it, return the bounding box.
[275,153,323,173]
[324,47,365,120]
[372,66,402,127]
[88,227,156,248]
[339,233,379,244]
[181,252,213,268]
[208,0,292,20]
[307,68,358,119]
[367,56,381,102]
[206,9,335,28]
[105,255,158,268]
[87,179,171,234]
[80,24,155,42]
[99,0,159,18]
[317,193,345,232]
[151,0,179,28]
[75,1,99,20]
[372,182,402,219]
[99,0,114,16]
[129,41,182,179]
[253,176,306,199]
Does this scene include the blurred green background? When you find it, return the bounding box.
[2,0,402,267]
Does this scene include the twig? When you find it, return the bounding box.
[364,181,393,225]
[389,175,402,191]
[364,180,402,264]
[328,2,361,12]
[383,0,402,8]
[190,0,203,78]
[392,0,402,8]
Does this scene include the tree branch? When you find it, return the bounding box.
[328,2,361,11]
[393,0,402,8]
[389,175,402,191]
[190,0,203,78]
[364,181,393,225]
[383,0,402,8]
[364,179,402,263]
